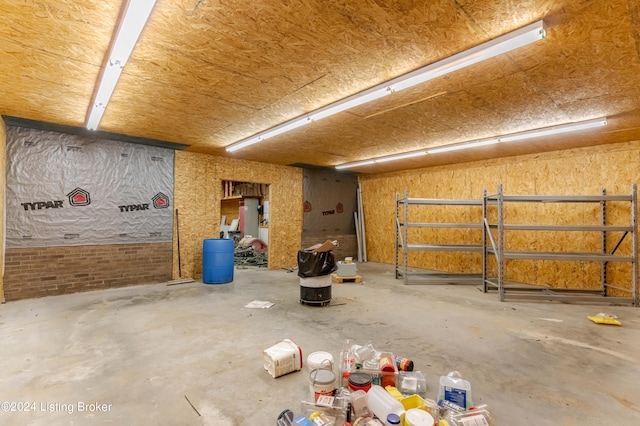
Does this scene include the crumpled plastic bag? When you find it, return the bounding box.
[587,313,622,326]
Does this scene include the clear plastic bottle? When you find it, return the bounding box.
[437,371,473,409]
[448,404,496,426]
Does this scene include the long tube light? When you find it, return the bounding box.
[226,20,546,153]
[335,118,608,170]
[426,138,500,154]
[86,0,157,130]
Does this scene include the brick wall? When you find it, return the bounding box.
[3,243,172,301]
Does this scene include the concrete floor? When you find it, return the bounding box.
[0,262,639,425]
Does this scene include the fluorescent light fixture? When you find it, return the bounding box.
[389,21,546,92]
[226,118,311,152]
[335,118,607,169]
[427,138,500,154]
[336,150,427,170]
[309,87,393,121]
[497,117,607,142]
[335,159,376,170]
[374,150,427,163]
[86,62,124,130]
[226,20,546,152]
[86,0,157,130]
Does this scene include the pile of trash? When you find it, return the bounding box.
[266,339,496,426]
[234,236,268,267]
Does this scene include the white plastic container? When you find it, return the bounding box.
[405,408,435,426]
[366,385,405,424]
[350,389,370,417]
[309,368,336,402]
[307,351,334,371]
[263,339,302,378]
[437,371,473,409]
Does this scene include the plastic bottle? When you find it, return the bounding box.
[448,404,496,426]
[366,385,405,424]
[437,371,473,409]
[340,339,355,370]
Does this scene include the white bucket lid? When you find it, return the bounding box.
[309,368,336,385]
[405,408,434,426]
[307,351,334,370]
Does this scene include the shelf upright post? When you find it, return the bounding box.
[395,192,400,280]
[497,184,505,302]
[403,190,409,285]
[482,188,488,293]
[601,188,607,297]
[632,184,638,306]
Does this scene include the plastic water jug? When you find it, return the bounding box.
[438,371,473,409]
[366,385,405,423]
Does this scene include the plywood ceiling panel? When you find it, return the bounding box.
[1,0,639,173]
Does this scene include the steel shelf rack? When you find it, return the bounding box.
[395,190,485,285]
[482,184,638,306]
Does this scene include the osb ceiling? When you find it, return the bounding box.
[1,0,640,174]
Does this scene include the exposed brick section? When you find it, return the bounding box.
[301,234,358,262]
[3,243,172,301]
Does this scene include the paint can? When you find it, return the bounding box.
[307,351,334,371]
[347,372,372,392]
[263,339,303,378]
[395,356,414,372]
[309,368,336,402]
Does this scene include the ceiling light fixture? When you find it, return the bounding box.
[426,138,500,154]
[86,0,157,131]
[496,118,608,142]
[335,118,608,170]
[226,20,546,153]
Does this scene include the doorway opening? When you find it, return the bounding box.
[220,181,270,267]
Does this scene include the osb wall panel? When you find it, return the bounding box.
[0,117,6,302]
[361,140,640,293]
[174,152,302,278]
[220,199,241,225]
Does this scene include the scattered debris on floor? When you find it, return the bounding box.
[588,313,622,326]
[233,245,268,267]
[268,339,497,425]
[244,300,275,309]
[184,395,201,417]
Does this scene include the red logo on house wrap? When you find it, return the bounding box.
[152,192,170,209]
[66,187,91,206]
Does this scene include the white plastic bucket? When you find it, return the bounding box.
[263,339,302,378]
[405,408,435,426]
[309,368,336,402]
[307,351,334,371]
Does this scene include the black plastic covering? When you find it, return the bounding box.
[297,250,337,278]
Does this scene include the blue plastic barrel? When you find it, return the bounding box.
[202,238,234,284]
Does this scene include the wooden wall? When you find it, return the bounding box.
[360,140,640,294]
[173,152,302,279]
[0,117,5,302]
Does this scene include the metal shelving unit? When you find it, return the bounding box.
[483,184,638,306]
[395,190,485,285]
